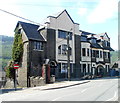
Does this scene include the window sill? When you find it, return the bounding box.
[58,54,72,56]
[33,49,43,51]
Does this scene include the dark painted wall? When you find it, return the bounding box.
[46,29,56,60]
[74,35,81,78]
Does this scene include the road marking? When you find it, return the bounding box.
[81,88,87,93]
[106,91,118,101]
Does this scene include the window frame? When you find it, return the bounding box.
[82,48,86,56]
[58,30,72,40]
[33,41,43,51]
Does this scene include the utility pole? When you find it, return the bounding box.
[67,32,71,81]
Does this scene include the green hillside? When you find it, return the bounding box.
[111,50,118,64]
[0,35,14,68]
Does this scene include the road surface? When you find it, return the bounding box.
[1,78,119,101]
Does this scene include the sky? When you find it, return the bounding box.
[0,0,119,50]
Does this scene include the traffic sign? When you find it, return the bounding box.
[14,64,19,69]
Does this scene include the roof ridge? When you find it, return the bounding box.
[18,21,39,26]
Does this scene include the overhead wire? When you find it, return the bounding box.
[0,8,71,44]
[0,8,45,26]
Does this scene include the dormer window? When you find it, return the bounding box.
[105,41,109,47]
[91,38,96,43]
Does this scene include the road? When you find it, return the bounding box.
[1,78,118,101]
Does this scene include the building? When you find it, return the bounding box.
[80,31,114,77]
[14,10,113,87]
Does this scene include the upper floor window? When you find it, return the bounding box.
[100,51,103,58]
[62,44,67,55]
[103,52,108,58]
[92,50,96,57]
[34,41,43,50]
[105,41,110,47]
[58,45,62,54]
[58,30,72,40]
[87,48,90,56]
[91,39,96,44]
[58,44,72,55]
[96,50,99,58]
[82,48,86,56]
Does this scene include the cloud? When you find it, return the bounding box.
[87,0,118,24]
[78,8,87,16]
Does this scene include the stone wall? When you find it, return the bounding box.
[30,76,45,87]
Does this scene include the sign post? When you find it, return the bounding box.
[14,63,19,90]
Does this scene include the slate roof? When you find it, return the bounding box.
[18,21,45,41]
[103,46,114,51]
[81,35,88,42]
[90,43,103,49]
[80,30,96,36]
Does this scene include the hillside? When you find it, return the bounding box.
[111,50,118,64]
[0,35,14,68]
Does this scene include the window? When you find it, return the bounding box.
[82,48,86,56]
[91,39,96,43]
[104,52,108,58]
[92,50,96,57]
[58,45,61,54]
[34,41,43,50]
[105,41,108,47]
[96,50,99,58]
[58,44,72,55]
[108,52,110,59]
[58,63,61,72]
[61,63,67,73]
[100,51,103,58]
[87,48,90,56]
[83,64,86,75]
[88,64,90,73]
[58,30,72,40]
[62,44,67,55]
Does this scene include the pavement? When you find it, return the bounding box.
[0,79,90,94]
[31,80,90,90]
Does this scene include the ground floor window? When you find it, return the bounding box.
[88,64,90,73]
[106,65,110,72]
[81,63,92,75]
[58,63,73,74]
[83,64,86,75]
[61,63,67,73]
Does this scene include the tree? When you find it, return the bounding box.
[6,30,23,79]
[5,61,15,79]
[12,31,23,63]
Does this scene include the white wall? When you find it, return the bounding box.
[46,10,80,64]
[81,42,91,62]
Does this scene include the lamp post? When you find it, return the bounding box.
[67,32,71,81]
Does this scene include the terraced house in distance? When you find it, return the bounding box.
[14,9,114,87]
